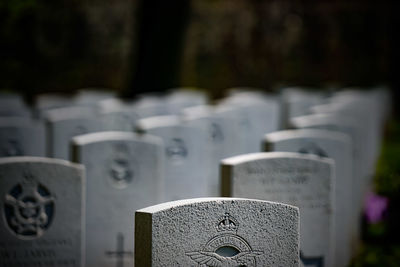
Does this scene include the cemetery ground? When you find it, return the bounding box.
[351,119,400,267]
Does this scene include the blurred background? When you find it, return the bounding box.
[1,0,399,265]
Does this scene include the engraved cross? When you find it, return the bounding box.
[105,233,133,267]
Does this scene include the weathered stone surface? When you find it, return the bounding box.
[221,152,335,267]
[72,131,164,267]
[0,117,46,157]
[135,197,299,266]
[0,157,85,267]
[264,129,352,267]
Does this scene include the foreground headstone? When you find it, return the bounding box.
[0,157,85,267]
[136,115,209,201]
[0,117,46,157]
[264,129,352,267]
[221,152,335,267]
[45,106,103,160]
[72,131,164,267]
[135,197,299,266]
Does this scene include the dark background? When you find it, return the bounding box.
[0,0,398,105]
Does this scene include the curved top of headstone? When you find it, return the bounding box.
[264,129,351,144]
[44,106,97,122]
[0,156,84,170]
[137,197,298,214]
[72,131,162,146]
[135,115,181,131]
[290,113,357,129]
[221,151,334,166]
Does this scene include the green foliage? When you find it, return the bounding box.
[350,244,400,267]
[374,120,400,198]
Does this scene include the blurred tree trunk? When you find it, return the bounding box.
[123,0,190,98]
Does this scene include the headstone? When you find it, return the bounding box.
[0,117,46,157]
[72,131,164,267]
[35,93,77,118]
[98,99,139,131]
[280,87,326,128]
[0,157,85,267]
[221,152,335,267]
[219,90,281,153]
[136,115,209,201]
[0,93,31,117]
[290,113,365,249]
[45,106,103,160]
[182,105,240,196]
[135,197,300,266]
[133,94,168,118]
[264,129,353,267]
[165,88,207,114]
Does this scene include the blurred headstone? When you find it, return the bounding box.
[0,117,46,157]
[45,106,103,160]
[136,115,208,200]
[0,93,31,117]
[264,129,353,267]
[72,131,163,267]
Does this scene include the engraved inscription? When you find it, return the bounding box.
[4,174,55,239]
[210,123,224,143]
[187,213,263,266]
[105,233,133,267]
[109,144,135,189]
[166,138,188,163]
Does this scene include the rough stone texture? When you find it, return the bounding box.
[0,156,85,267]
[72,131,164,267]
[136,115,209,201]
[0,117,46,157]
[45,106,104,160]
[135,197,299,266]
[221,152,335,267]
[290,113,364,248]
[264,129,352,267]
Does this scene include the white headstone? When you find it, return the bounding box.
[264,129,353,267]
[221,152,335,267]
[136,115,209,201]
[0,117,46,157]
[165,88,207,114]
[0,157,85,267]
[97,99,139,131]
[135,197,300,266]
[72,131,164,267]
[182,105,240,196]
[219,90,281,152]
[290,113,364,251]
[45,106,103,160]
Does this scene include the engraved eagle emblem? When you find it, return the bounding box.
[186,251,263,267]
